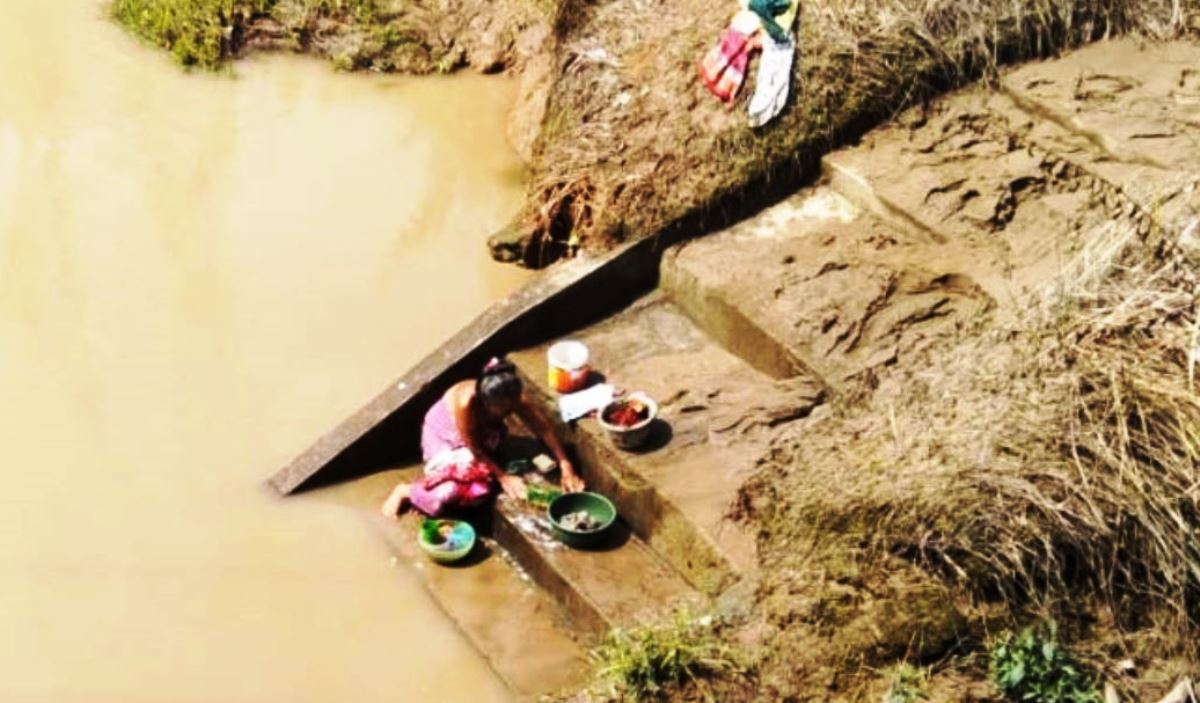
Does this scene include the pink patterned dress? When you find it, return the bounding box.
[408,396,506,516]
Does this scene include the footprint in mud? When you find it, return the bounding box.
[1181,68,1200,92]
[1022,77,1056,90]
[1173,68,1200,109]
[1072,72,1140,103]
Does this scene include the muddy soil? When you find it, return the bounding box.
[523,36,1196,703]
[233,0,548,74]
[709,40,1200,703]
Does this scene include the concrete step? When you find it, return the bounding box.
[510,294,823,595]
[492,495,700,635]
[662,187,995,390]
[998,39,1200,235]
[822,94,1102,299]
[371,505,590,702]
[821,79,1180,301]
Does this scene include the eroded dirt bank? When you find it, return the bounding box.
[114,0,1199,268]
[474,36,1200,703]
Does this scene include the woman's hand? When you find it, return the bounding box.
[497,473,527,501]
[559,459,585,494]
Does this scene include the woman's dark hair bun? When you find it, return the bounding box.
[482,357,516,377]
[477,356,522,402]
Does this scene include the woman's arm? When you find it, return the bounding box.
[515,394,569,463]
[515,394,585,493]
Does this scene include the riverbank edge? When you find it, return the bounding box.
[111,1,1200,270]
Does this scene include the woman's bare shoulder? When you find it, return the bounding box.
[516,389,539,411]
[446,379,476,408]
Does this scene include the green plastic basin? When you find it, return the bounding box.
[547,492,617,549]
[417,519,476,564]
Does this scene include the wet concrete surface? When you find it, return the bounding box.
[664,187,994,389]
[494,496,698,633]
[366,469,590,701]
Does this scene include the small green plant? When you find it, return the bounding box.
[591,610,737,701]
[989,622,1100,703]
[433,50,460,74]
[331,52,357,71]
[883,663,929,703]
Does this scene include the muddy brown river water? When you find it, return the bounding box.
[0,1,531,700]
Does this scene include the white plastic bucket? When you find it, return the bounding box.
[547,340,590,393]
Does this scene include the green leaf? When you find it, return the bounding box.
[1006,661,1026,687]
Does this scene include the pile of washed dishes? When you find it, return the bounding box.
[559,510,606,532]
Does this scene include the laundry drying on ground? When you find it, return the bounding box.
[699,0,799,126]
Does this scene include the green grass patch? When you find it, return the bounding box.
[989,622,1100,703]
[111,0,276,67]
[883,663,930,703]
[591,610,740,701]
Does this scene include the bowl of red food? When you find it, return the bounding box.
[598,392,657,450]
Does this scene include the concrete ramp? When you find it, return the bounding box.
[268,238,661,495]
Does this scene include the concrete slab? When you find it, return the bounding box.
[663,187,994,388]
[269,235,663,496]
[511,295,823,595]
[822,86,1163,303]
[493,497,699,635]
[825,91,1113,287]
[372,508,591,702]
[1001,39,1200,231]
